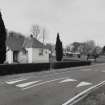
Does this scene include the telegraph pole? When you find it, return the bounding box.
[42,28,45,54]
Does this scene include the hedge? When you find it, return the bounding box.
[0,61,91,75]
[53,61,91,69]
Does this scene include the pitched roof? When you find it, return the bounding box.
[6,33,48,51]
[23,36,47,49]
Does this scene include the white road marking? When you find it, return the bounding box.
[76,81,92,87]
[62,80,105,105]
[6,78,28,84]
[59,78,77,83]
[16,80,40,88]
[22,77,67,90]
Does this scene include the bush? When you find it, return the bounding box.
[53,61,91,69]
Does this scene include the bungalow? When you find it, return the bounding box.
[6,33,50,64]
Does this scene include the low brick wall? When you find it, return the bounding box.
[0,61,91,75]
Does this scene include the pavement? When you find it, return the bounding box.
[0,63,105,105]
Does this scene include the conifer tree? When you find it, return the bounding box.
[0,12,6,63]
[55,33,63,61]
[102,46,105,54]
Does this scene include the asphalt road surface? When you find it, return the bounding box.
[0,63,105,105]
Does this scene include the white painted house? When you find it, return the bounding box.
[6,33,49,64]
[24,36,49,63]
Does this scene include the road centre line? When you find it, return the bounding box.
[62,80,105,105]
[22,77,67,90]
[16,80,41,88]
[59,78,77,83]
[39,70,72,77]
[6,78,28,84]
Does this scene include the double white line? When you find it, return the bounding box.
[62,80,105,105]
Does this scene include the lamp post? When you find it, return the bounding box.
[50,46,53,71]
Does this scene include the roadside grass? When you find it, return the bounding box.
[75,84,105,105]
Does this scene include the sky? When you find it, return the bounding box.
[0,0,105,47]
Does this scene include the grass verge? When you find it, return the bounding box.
[75,84,105,105]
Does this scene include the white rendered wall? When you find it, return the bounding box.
[18,51,28,63]
[32,48,49,63]
[27,48,32,63]
[6,50,13,63]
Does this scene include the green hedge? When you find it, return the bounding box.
[0,63,50,75]
[53,61,91,69]
[0,61,91,75]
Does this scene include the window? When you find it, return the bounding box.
[39,49,43,56]
[13,51,19,62]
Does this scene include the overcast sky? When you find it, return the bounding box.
[0,0,105,46]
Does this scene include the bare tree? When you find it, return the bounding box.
[31,24,40,39]
[79,40,95,55]
[31,24,48,55]
[71,42,81,52]
[31,25,48,42]
[92,46,102,62]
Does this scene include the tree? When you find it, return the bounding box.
[78,40,95,56]
[46,43,54,52]
[71,42,81,52]
[55,33,63,61]
[31,24,48,43]
[7,31,25,51]
[92,46,102,62]
[102,46,105,54]
[0,12,7,63]
[31,24,40,39]
[84,40,95,55]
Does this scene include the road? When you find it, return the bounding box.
[0,63,105,105]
